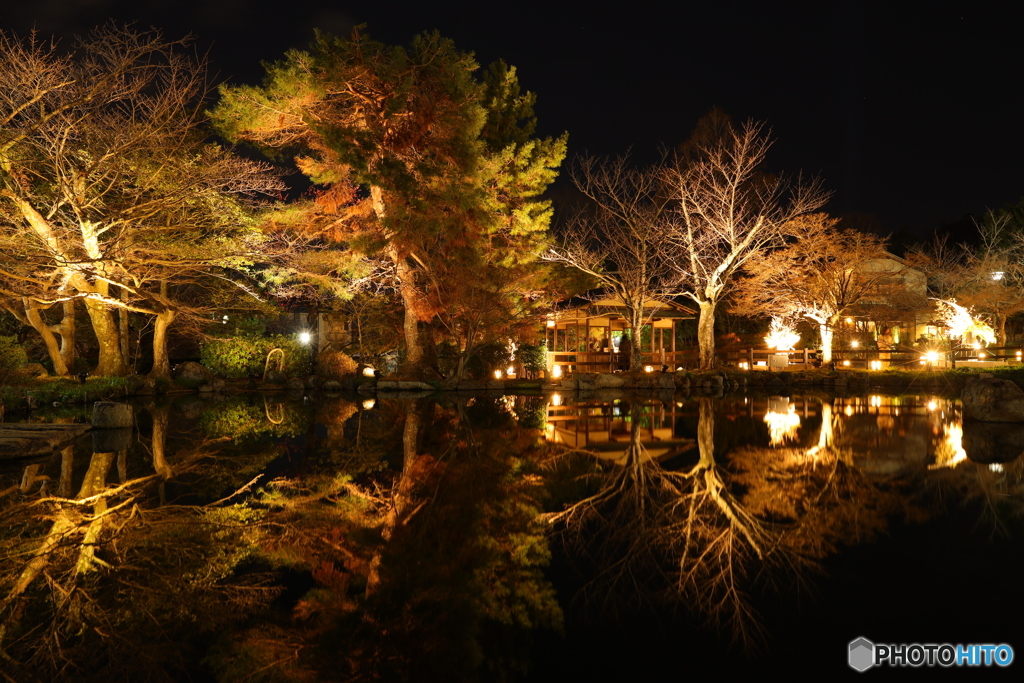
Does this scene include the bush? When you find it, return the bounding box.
[316,350,358,381]
[201,334,312,379]
[465,342,512,380]
[0,335,28,370]
[516,343,547,375]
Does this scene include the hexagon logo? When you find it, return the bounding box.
[849,637,875,672]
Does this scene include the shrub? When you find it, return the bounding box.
[201,334,312,379]
[316,350,358,381]
[465,342,512,380]
[0,335,28,370]
[516,343,547,375]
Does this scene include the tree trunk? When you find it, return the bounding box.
[23,298,69,376]
[391,245,425,374]
[627,309,644,372]
[84,298,127,376]
[149,308,176,378]
[996,312,1007,347]
[819,321,834,365]
[119,288,131,371]
[58,299,76,372]
[696,300,717,371]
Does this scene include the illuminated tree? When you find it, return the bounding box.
[733,213,891,363]
[212,30,565,377]
[545,155,679,372]
[0,25,282,376]
[666,119,828,370]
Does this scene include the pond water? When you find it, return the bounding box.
[1,389,1021,681]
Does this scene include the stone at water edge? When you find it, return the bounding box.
[92,401,134,428]
[961,377,1024,422]
[174,361,212,383]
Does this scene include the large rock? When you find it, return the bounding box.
[92,401,134,428]
[961,421,1024,463]
[93,428,132,453]
[175,361,212,383]
[961,377,1024,422]
[594,373,626,389]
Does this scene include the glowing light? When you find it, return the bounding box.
[550,393,562,407]
[979,352,986,359]
[551,365,562,378]
[930,421,967,469]
[765,317,800,350]
[990,463,1004,473]
[846,317,853,324]
[844,405,854,417]
[927,400,938,412]
[842,360,851,367]
[764,402,801,446]
[935,299,996,345]
[870,395,882,407]
[738,361,749,370]
[973,343,981,350]
[925,351,939,363]
[644,365,654,372]
[850,340,860,348]
[494,370,503,379]
[361,399,376,410]
[507,366,515,375]
[362,366,376,377]
[298,331,312,344]
[676,366,684,371]
[869,360,882,370]
[546,319,556,328]
[992,271,1005,281]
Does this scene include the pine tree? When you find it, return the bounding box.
[212,28,566,377]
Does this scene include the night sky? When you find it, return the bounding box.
[4,1,1024,239]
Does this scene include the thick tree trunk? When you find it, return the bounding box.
[149,309,176,378]
[119,289,131,371]
[84,299,127,376]
[697,300,717,371]
[58,299,76,372]
[628,309,644,372]
[391,245,425,374]
[819,322,834,365]
[23,298,69,376]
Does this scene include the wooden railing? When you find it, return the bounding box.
[548,346,1024,374]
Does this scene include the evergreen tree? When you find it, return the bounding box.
[212,28,566,376]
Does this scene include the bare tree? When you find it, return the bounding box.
[733,213,891,363]
[0,25,282,376]
[545,155,679,372]
[666,120,828,370]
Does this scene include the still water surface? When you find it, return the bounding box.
[1,390,1021,680]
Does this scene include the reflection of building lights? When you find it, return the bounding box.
[927,400,938,411]
[738,361,749,370]
[846,317,853,324]
[992,271,1005,281]
[979,352,986,359]
[844,405,854,417]
[362,366,376,377]
[764,404,801,446]
[551,365,562,378]
[990,463,1004,473]
[494,370,503,379]
[361,399,376,410]
[894,408,900,416]
[869,360,882,370]
[550,393,562,407]
[507,366,515,375]
[870,395,881,407]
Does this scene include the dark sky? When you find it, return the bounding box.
[4,0,1024,237]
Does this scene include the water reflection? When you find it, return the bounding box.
[0,391,1021,680]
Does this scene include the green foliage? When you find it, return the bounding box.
[515,343,547,374]
[199,397,311,442]
[200,334,311,378]
[466,342,513,380]
[0,335,27,370]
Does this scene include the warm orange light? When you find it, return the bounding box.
[546,319,556,328]
[494,370,503,379]
[551,365,562,378]
[850,341,859,348]
[644,365,653,372]
[842,360,851,367]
